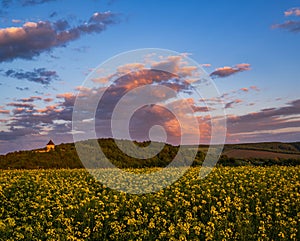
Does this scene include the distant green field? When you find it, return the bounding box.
[223,142,300,155]
[223,149,300,159]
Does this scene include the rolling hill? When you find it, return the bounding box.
[0,139,299,169]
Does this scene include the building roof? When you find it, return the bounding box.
[47,140,55,145]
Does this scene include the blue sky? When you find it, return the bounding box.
[0,0,299,153]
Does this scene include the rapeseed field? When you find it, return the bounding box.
[0,166,299,240]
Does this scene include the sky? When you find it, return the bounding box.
[0,0,299,154]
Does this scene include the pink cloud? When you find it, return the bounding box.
[250,86,259,91]
[284,7,300,16]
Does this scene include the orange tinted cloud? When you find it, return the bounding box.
[117,63,145,74]
[56,92,75,99]
[0,109,10,114]
[210,63,251,78]
[36,104,59,113]
[44,98,54,102]
[240,87,249,92]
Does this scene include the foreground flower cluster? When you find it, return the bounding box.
[0,166,299,240]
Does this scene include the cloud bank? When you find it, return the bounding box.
[0,11,118,62]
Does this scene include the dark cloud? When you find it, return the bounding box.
[0,127,38,141]
[56,92,76,110]
[272,20,300,33]
[49,11,57,18]
[225,99,243,109]
[21,0,56,6]
[227,99,300,135]
[210,63,251,78]
[1,0,12,7]
[53,19,70,31]
[4,68,58,85]
[17,96,42,102]
[128,104,181,144]
[0,12,118,62]
[7,102,35,109]
[1,0,55,7]
[16,87,29,91]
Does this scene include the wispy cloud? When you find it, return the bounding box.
[273,7,300,33]
[12,19,22,23]
[201,63,211,68]
[210,63,251,78]
[0,11,118,62]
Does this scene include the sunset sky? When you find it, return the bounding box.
[0,0,299,154]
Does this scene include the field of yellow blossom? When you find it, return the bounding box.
[0,166,299,240]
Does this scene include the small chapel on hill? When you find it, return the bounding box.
[37,140,55,153]
[46,140,55,151]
